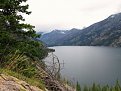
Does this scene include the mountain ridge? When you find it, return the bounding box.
[39,13,121,47]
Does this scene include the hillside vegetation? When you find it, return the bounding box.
[0,0,69,91]
[0,0,48,77]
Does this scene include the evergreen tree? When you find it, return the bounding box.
[0,0,49,80]
[92,83,99,91]
[114,80,121,91]
[83,85,88,91]
[76,81,81,91]
[0,0,39,38]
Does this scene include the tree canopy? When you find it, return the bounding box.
[0,0,48,77]
[0,0,40,38]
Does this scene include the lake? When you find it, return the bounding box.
[49,46,121,86]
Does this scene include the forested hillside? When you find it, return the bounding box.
[0,0,72,91]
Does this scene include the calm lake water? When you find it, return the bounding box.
[50,46,121,86]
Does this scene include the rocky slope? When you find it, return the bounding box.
[0,71,75,91]
[0,74,46,91]
[40,13,121,47]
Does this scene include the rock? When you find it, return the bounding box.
[0,74,44,91]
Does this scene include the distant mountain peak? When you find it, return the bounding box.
[39,12,121,47]
[108,12,121,19]
[60,31,66,34]
[110,15,115,18]
[71,28,81,31]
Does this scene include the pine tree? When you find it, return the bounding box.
[0,0,39,38]
[114,80,121,91]
[76,81,81,91]
[83,85,88,91]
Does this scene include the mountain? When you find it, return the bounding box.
[39,29,81,46]
[37,31,44,35]
[39,13,121,47]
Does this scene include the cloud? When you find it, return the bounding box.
[25,0,121,32]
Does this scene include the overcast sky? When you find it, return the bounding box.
[25,0,121,32]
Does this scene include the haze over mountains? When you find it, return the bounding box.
[38,13,121,47]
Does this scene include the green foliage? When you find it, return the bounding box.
[15,40,47,60]
[3,50,37,78]
[0,68,45,90]
[0,0,48,64]
[76,81,81,91]
[83,85,88,91]
[0,0,48,89]
[0,0,40,38]
[75,82,121,91]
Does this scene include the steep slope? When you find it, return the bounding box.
[0,74,45,91]
[66,13,121,47]
[40,30,68,46]
[40,29,80,46]
[40,13,121,47]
